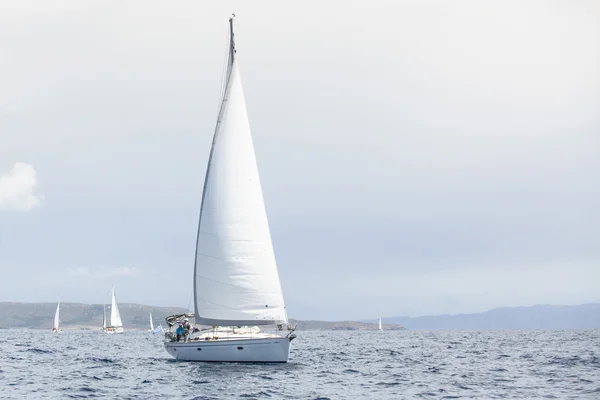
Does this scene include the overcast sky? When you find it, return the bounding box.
[1,0,598,320]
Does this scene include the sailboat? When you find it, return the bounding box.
[105,286,124,334]
[149,312,154,332]
[102,304,107,331]
[378,317,383,331]
[163,15,296,363]
[52,299,61,333]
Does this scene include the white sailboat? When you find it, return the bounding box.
[102,304,107,331]
[52,299,61,333]
[378,317,383,331]
[163,15,296,363]
[149,312,154,332]
[105,286,124,334]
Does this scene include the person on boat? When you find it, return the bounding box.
[182,319,192,342]
[176,324,185,341]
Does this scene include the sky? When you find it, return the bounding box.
[0,0,598,320]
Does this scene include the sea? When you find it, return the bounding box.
[0,329,598,399]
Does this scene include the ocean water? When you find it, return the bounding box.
[0,329,598,399]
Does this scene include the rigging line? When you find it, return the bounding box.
[187,291,193,313]
[197,251,276,262]
[196,295,283,312]
[196,274,281,293]
[195,274,235,287]
[196,274,264,289]
[196,252,225,261]
[196,295,242,311]
[215,26,230,119]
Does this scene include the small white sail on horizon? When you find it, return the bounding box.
[149,312,154,332]
[163,15,296,363]
[102,304,107,330]
[52,299,61,333]
[378,317,382,331]
[105,286,124,334]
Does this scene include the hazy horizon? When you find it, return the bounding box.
[1,1,599,320]
[2,300,598,322]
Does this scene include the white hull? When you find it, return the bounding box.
[104,326,124,334]
[164,337,291,363]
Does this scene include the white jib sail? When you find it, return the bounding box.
[193,20,287,327]
[110,287,123,327]
[150,312,154,330]
[53,300,60,330]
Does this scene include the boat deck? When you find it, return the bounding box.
[166,329,286,343]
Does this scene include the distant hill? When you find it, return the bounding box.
[290,319,404,331]
[0,302,403,331]
[8,302,596,331]
[374,303,600,330]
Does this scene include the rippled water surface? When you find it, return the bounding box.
[0,329,598,399]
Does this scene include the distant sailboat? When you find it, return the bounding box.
[52,299,61,333]
[378,317,382,331]
[105,286,124,334]
[150,312,165,335]
[102,304,107,331]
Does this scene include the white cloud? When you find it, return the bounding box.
[107,267,141,277]
[0,162,41,211]
[67,267,90,276]
[67,266,141,278]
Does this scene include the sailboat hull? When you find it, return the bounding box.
[104,327,124,334]
[164,337,291,363]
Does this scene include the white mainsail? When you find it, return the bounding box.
[192,17,287,327]
[110,286,123,328]
[52,300,60,331]
[149,312,154,331]
[102,305,107,329]
[378,317,382,330]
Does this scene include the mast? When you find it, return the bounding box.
[229,14,236,64]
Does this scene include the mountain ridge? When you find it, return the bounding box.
[2,302,598,330]
[369,303,600,330]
